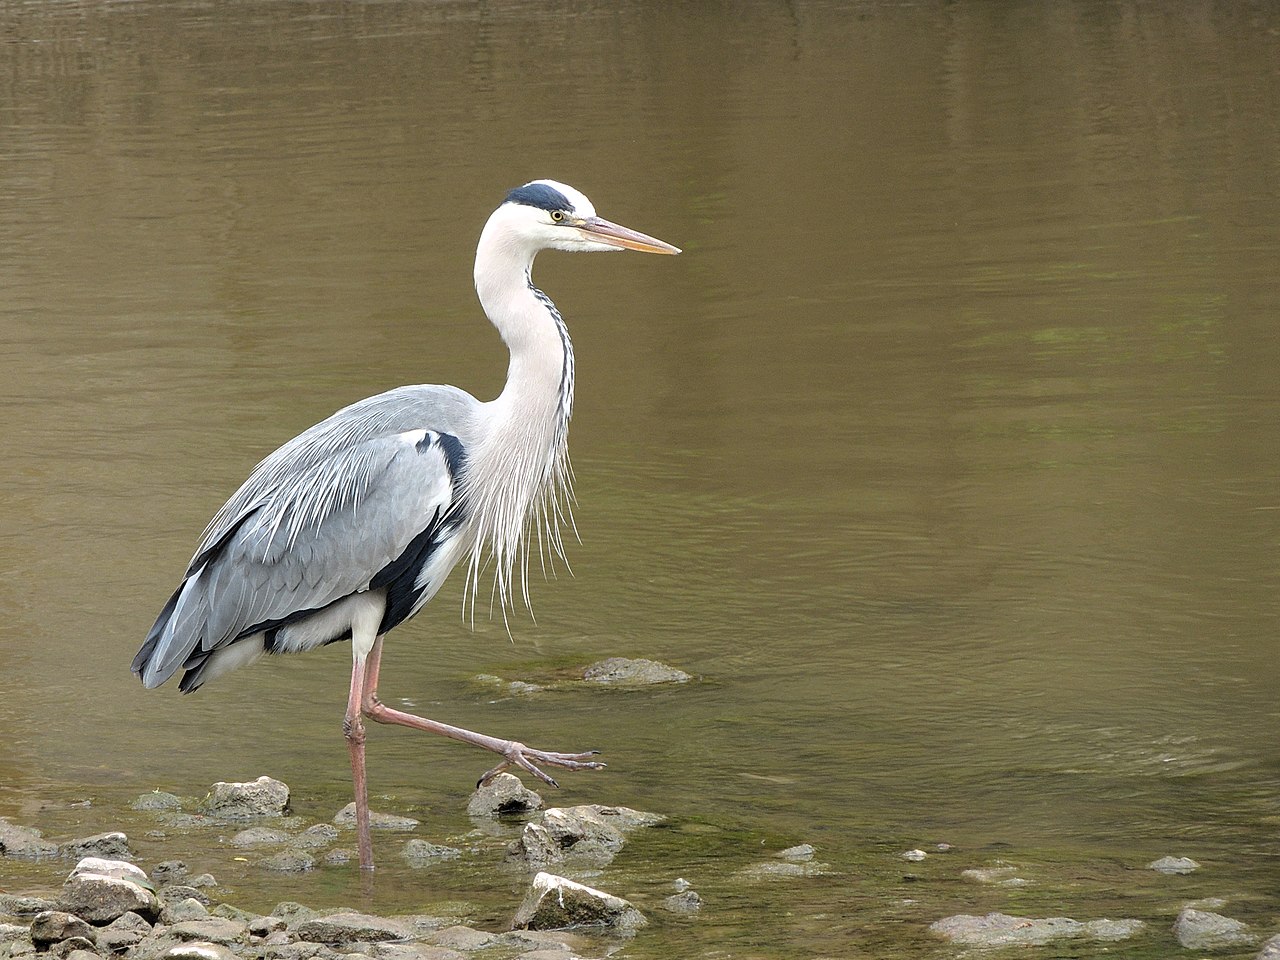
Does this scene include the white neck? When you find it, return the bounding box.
[464,209,576,618]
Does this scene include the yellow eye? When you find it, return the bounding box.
[550,210,565,222]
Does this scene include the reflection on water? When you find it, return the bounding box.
[2,1,1279,956]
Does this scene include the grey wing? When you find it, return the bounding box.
[132,427,467,690]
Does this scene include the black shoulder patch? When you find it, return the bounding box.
[505,181,573,213]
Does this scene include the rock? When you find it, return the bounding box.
[663,891,703,913]
[97,912,153,951]
[333,803,419,831]
[249,916,288,938]
[256,943,344,960]
[0,894,56,916]
[1257,933,1280,960]
[505,823,562,868]
[48,937,96,958]
[540,804,662,855]
[0,922,30,943]
[288,824,338,850]
[30,911,97,947]
[160,943,239,960]
[169,918,249,947]
[294,912,415,944]
[1149,855,1199,874]
[132,792,184,812]
[424,926,496,951]
[159,885,211,907]
[961,865,1029,885]
[776,844,815,862]
[0,819,59,859]
[69,856,151,886]
[581,657,691,685]
[152,861,189,883]
[58,858,161,924]
[60,832,132,860]
[901,849,928,861]
[322,848,354,865]
[466,773,544,817]
[402,840,462,864]
[929,913,1146,947]
[205,777,290,819]
[188,874,218,889]
[511,872,646,932]
[737,860,829,881]
[373,945,467,960]
[1172,908,1255,950]
[163,898,211,923]
[231,827,291,847]
[473,674,546,696]
[260,850,315,872]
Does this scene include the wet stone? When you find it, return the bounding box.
[288,824,338,850]
[260,850,315,872]
[511,872,646,932]
[1257,933,1280,960]
[1149,855,1200,874]
[581,657,691,685]
[466,773,544,817]
[205,777,290,819]
[1172,908,1255,950]
[232,827,291,848]
[0,923,30,943]
[663,891,703,913]
[131,792,184,813]
[930,912,1146,947]
[901,849,928,861]
[961,865,1028,885]
[333,804,419,831]
[60,831,132,861]
[776,844,815,862]
[402,840,462,864]
[152,861,189,883]
[0,819,59,860]
[159,885,211,907]
[506,823,562,868]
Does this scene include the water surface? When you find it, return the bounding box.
[2,2,1279,957]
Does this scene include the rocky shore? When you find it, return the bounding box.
[0,773,666,960]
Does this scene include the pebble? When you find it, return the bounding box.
[1148,855,1199,874]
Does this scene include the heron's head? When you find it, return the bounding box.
[490,179,681,256]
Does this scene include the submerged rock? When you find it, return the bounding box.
[205,777,290,819]
[961,864,1029,886]
[1172,908,1255,950]
[663,891,703,914]
[131,792,184,812]
[930,912,1146,947]
[0,819,59,859]
[581,657,691,685]
[288,824,339,850]
[260,850,315,873]
[231,827,291,848]
[332,803,419,831]
[466,773,544,817]
[1257,933,1280,960]
[511,872,646,932]
[776,844,815,862]
[402,840,462,865]
[1149,855,1199,874]
[737,859,829,881]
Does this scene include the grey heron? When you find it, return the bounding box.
[131,180,680,870]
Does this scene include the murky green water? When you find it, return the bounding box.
[2,1,1279,956]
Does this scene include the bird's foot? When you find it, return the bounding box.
[478,743,605,789]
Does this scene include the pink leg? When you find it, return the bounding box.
[360,637,604,787]
[343,657,376,871]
